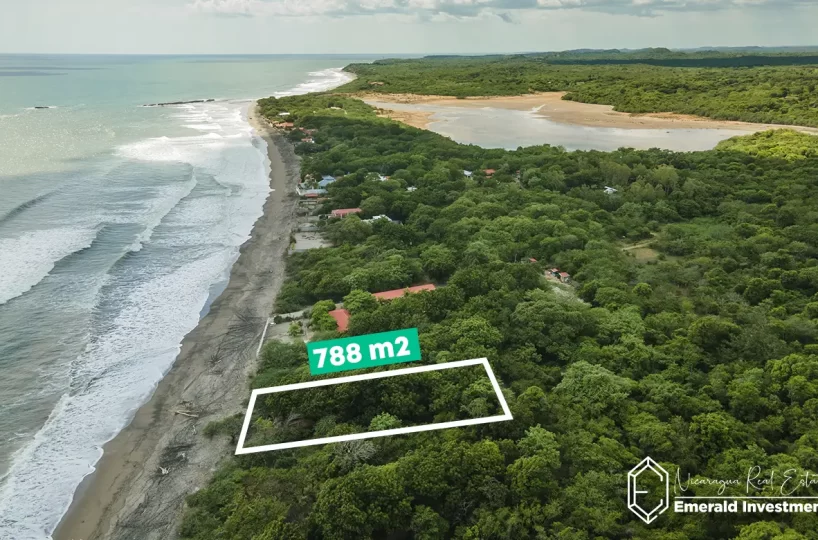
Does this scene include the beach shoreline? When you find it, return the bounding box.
[52,105,300,540]
[359,91,818,133]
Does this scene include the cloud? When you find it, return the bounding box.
[187,0,814,19]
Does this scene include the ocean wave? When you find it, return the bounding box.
[0,228,99,306]
[128,174,199,252]
[0,66,336,539]
[273,67,355,97]
[0,251,235,540]
[0,192,55,226]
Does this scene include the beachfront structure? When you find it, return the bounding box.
[330,208,362,219]
[604,186,618,194]
[301,138,315,144]
[278,112,291,117]
[298,187,327,198]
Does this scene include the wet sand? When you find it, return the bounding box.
[52,105,301,540]
[361,91,818,133]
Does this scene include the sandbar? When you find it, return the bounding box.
[359,92,818,134]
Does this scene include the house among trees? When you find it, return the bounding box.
[406,186,417,192]
[372,284,436,301]
[328,284,437,332]
[484,169,496,177]
[319,175,337,188]
[363,215,392,224]
[328,308,350,333]
[604,186,618,194]
[330,208,362,218]
[549,267,571,283]
[463,170,473,177]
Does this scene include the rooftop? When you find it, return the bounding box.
[373,284,436,301]
[328,309,350,333]
[330,208,363,218]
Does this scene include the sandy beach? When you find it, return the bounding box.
[52,105,300,540]
[360,91,818,134]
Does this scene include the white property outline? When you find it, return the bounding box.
[235,358,513,455]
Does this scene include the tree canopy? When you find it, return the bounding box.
[182,87,818,539]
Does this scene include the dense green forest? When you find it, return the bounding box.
[180,93,818,539]
[338,53,818,127]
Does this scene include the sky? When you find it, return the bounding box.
[2,0,816,55]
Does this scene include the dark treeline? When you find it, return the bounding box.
[180,94,818,539]
[340,54,818,127]
[546,56,818,68]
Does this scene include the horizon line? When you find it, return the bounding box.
[2,45,818,57]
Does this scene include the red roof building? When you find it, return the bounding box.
[373,284,436,301]
[328,308,350,333]
[529,258,538,263]
[484,169,496,176]
[330,208,363,218]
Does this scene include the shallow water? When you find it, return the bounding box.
[367,100,755,151]
[0,54,377,540]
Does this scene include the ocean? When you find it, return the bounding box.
[0,54,375,539]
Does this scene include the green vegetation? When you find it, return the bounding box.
[338,52,818,127]
[716,129,818,161]
[181,93,818,539]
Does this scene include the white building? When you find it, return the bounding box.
[363,215,392,224]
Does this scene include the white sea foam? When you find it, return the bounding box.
[0,250,235,539]
[0,65,352,540]
[183,123,223,131]
[0,228,99,306]
[274,67,356,97]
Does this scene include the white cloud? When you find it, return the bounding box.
[187,0,815,18]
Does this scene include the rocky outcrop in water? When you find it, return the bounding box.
[142,99,216,107]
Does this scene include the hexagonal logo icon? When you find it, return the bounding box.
[628,457,670,524]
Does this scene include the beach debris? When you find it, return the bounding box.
[159,466,170,476]
[174,410,199,418]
